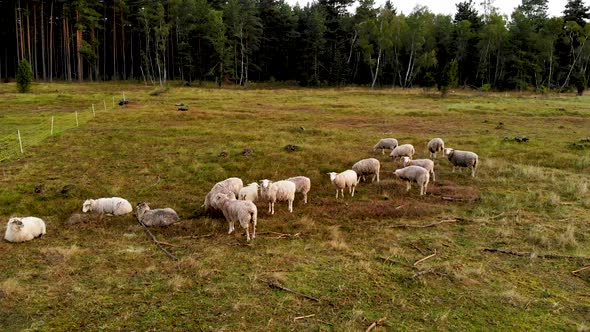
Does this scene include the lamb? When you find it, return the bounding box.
[401,156,436,182]
[444,148,479,177]
[327,170,358,198]
[4,217,46,243]
[286,176,311,204]
[136,202,180,227]
[427,138,445,158]
[238,182,259,202]
[352,158,380,183]
[204,177,244,211]
[394,166,430,196]
[390,144,415,161]
[373,138,398,155]
[82,197,133,216]
[216,192,257,241]
[259,179,296,214]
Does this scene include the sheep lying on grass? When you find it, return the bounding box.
[238,182,259,202]
[216,192,257,241]
[427,138,445,158]
[4,217,46,243]
[444,148,479,177]
[327,170,358,199]
[260,179,296,214]
[136,202,180,227]
[82,197,133,216]
[373,138,398,155]
[394,166,430,196]
[352,158,380,183]
[286,176,311,204]
[390,144,415,161]
[402,156,436,182]
[204,177,244,211]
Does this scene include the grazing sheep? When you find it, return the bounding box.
[204,177,244,211]
[401,156,436,182]
[216,192,257,241]
[4,217,46,243]
[286,176,311,204]
[238,182,259,202]
[352,158,380,183]
[444,148,479,177]
[373,138,399,155]
[394,166,430,195]
[259,179,296,214]
[136,202,180,227]
[82,197,133,216]
[427,138,445,158]
[390,144,415,161]
[327,170,358,199]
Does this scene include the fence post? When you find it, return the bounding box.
[51,116,54,135]
[112,96,115,108]
[75,111,79,127]
[123,91,126,100]
[103,99,107,111]
[92,104,95,117]
[17,130,23,154]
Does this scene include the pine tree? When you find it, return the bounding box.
[16,59,34,93]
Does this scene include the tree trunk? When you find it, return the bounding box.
[34,2,38,79]
[76,10,82,81]
[120,1,126,79]
[49,0,53,82]
[371,47,382,89]
[15,3,20,62]
[26,2,31,64]
[41,0,46,81]
[113,2,117,79]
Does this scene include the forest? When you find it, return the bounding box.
[0,0,589,91]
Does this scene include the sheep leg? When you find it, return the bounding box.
[335,189,339,199]
[351,185,356,197]
[268,202,272,213]
[245,226,251,242]
[381,149,385,155]
[228,221,235,234]
[452,166,456,173]
[406,182,411,191]
[432,170,436,182]
[288,199,293,213]
[271,202,275,215]
[303,193,308,204]
[471,166,476,177]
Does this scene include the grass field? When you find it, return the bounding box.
[1,82,589,331]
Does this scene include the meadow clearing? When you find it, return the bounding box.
[0,82,589,331]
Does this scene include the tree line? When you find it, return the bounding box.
[0,0,589,92]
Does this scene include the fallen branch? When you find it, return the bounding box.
[390,219,459,229]
[377,256,413,268]
[177,233,217,239]
[572,265,590,275]
[316,319,333,326]
[365,317,387,332]
[294,314,315,321]
[260,279,319,302]
[414,250,437,266]
[138,220,178,260]
[395,204,407,210]
[411,268,437,279]
[441,196,479,202]
[410,243,427,255]
[482,248,590,260]
[155,240,180,248]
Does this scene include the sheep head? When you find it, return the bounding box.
[8,218,23,231]
[443,148,454,157]
[136,202,151,212]
[259,179,272,189]
[401,156,410,166]
[82,199,94,213]
[326,172,337,181]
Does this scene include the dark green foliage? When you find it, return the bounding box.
[574,74,586,95]
[16,59,33,93]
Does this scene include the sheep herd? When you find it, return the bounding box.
[3,137,479,243]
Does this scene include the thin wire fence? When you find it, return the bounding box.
[0,97,119,162]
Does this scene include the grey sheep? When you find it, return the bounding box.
[286,176,311,204]
[373,138,398,155]
[390,144,415,160]
[136,202,180,227]
[444,148,479,177]
[352,158,380,183]
[216,192,257,242]
[427,138,445,159]
[394,166,430,196]
[401,156,436,182]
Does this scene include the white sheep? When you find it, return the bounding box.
[238,182,259,202]
[373,138,398,155]
[327,170,358,199]
[352,158,380,183]
[4,217,46,243]
[204,177,244,211]
[136,202,180,227]
[394,166,430,195]
[427,138,445,159]
[82,197,133,216]
[286,176,311,204]
[216,192,257,241]
[390,144,415,161]
[401,156,436,182]
[444,148,479,177]
[259,179,296,214]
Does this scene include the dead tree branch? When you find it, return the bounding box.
[390,219,459,229]
[365,317,387,332]
[138,220,178,260]
[414,250,437,266]
[259,279,319,302]
[482,248,590,260]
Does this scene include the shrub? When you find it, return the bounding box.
[16,59,33,93]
